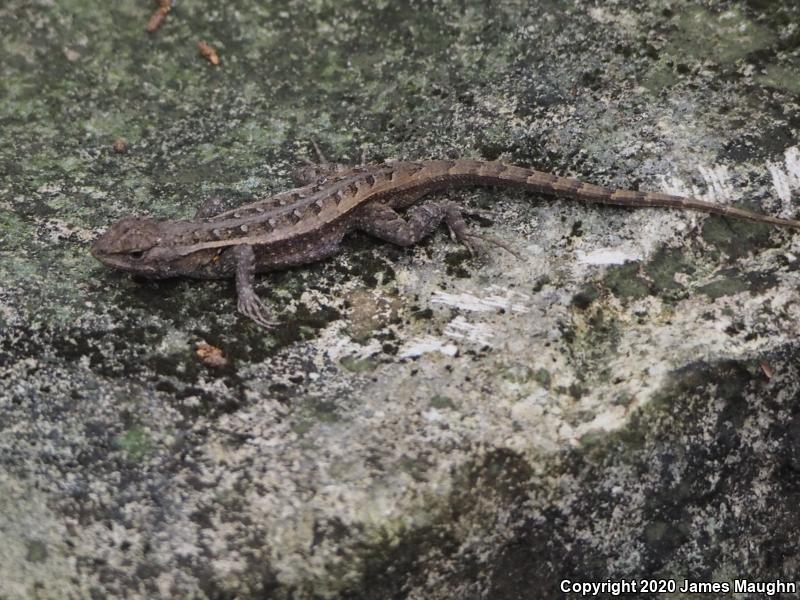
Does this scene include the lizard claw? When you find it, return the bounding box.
[454,229,521,260]
[459,234,487,258]
[462,207,494,221]
[468,232,523,259]
[446,222,459,243]
[237,290,277,328]
[311,139,328,165]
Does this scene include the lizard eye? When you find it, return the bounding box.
[130,250,145,260]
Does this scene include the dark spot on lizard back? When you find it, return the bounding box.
[405,162,425,175]
[480,162,509,176]
[442,159,458,170]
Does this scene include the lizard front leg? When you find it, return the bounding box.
[292,141,353,186]
[233,244,276,328]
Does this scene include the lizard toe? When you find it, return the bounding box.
[237,293,277,328]
[468,232,522,260]
[463,235,489,259]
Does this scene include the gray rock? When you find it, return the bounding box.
[2,0,799,598]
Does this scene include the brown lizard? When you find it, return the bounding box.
[92,155,800,327]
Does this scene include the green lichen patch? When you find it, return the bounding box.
[564,303,625,387]
[700,215,777,260]
[115,426,154,461]
[0,209,35,249]
[697,268,779,300]
[533,368,552,389]
[499,362,538,385]
[571,285,601,310]
[343,289,401,343]
[756,64,800,95]
[429,394,454,409]
[339,355,377,373]
[299,398,344,425]
[603,262,651,300]
[643,6,776,91]
[25,539,49,564]
[643,246,694,301]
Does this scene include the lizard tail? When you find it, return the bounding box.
[437,160,800,231]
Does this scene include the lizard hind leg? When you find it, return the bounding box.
[356,200,521,259]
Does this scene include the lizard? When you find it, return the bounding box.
[91,153,800,327]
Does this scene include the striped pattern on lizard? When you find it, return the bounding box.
[91,157,800,327]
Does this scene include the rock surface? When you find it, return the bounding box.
[2,0,800,598]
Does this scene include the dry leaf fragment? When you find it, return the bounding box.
[196,341,228,368]
[113,138,128,154]
[760,361,774,379]
[146,9,167,32]
[146,0,172,33]
[198,41,220,66]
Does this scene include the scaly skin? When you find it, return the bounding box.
[92,159,800,327]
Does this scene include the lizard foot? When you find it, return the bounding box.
[464,232,522,259]
[443,204,521,259]
[237,290,277,328]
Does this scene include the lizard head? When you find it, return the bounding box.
[92,217,183,278]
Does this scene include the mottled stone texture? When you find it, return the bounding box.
[1,0,800,598]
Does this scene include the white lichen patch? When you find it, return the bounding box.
[657,165,735,204]
[767,146,800,211]
[576,246,643,265]
[587,6,639,30]
[398,336,458,358]
[442,315,495,347]
[316,323,383,361]
[430,285,530,314]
